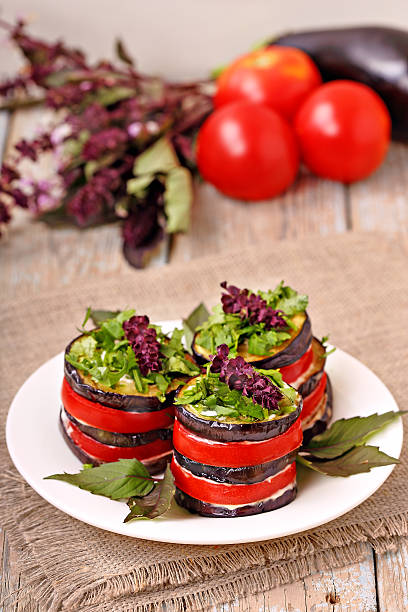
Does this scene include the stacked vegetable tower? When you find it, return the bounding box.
[172,345,303,517]
[192,282,332,443]
[62,311,200,474]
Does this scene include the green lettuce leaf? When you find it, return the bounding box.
[68,335,97,360]
[247,330,291,355]
[259,282,308,315]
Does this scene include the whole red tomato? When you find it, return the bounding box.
[214,46,322,120]
[294,81,391,183]
[196,101,299,201]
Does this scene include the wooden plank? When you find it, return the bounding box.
[0,110,9,159]
[375,537,408,612]
[302,549,377,612]
[210,544,376,611]
[171,170,347,263]
[349,143,408,249]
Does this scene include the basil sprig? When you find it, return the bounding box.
[298,411,406,476]
[45,460,175,521]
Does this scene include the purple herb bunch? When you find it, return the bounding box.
[221,282,287,329]
[123,315,163,375]
[0,19,212,262]
[210,344,283,412]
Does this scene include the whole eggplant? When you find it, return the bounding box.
[272,26,408,141]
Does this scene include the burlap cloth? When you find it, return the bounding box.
[1,231,408,611]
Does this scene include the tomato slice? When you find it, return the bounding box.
[63,415,173,462]
[279,343,313,384]
[301,372,327,423]
[173,418,302,467]
[62,378,174,433]
[172,456,296,505]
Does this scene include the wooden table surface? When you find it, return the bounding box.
[1,108,408,611]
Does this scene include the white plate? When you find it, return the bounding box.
[6,320,403,545]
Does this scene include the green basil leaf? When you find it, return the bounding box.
[164,166,193,233]
[124,465,175,521]
[304,411,406,459]
[133,137,179,175]
[96,86,135,107]
[45,458,154,499]
[153,372,169,394]
[182,302,210,350]
[297,446,399,477]
[127,174,154,197]
[89,309,120,326]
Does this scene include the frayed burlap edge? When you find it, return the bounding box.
[1,470,407,612]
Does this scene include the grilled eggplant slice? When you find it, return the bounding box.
[65,335,186,412]
[192,313,312,369]
[175,378,302,442]
[62,407,172,447]
[175,401,301,443]
[302,376,333,445]
[59,413,172,474]
[175,485,297,518]
[296,337,326,395]
[173,448,297,484]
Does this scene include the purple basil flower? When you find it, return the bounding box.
[46,83,91,109]
[67,103,110,136]
[0,163,20,184]
[209,344,283,412]
[15,139,38,161]
[123,315,163,376]
[9,188,29,209]
[67,167,121,224]
[221,281,287,330]
[82,127,128,161]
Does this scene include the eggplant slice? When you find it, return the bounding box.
[173,448,298,484]
[59,413,172,474]
[175,484,297,518]
[192,313,312,369]
[64,335,186,413]
[175,395,302,443]
[302,376,333,445]
[296,338,326,395]
[61,406,173,447]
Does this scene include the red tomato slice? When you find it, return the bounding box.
[62,378,174,434]
[279,344,313,384]
[64,416,173,462]
[172,456,296,505]
[301,372,327,423]
[173,418,302,467]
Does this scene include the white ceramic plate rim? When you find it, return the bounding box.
[6,320,403,545]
